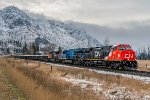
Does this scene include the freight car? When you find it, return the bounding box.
[17,55,48,61]
[48,44,138,70]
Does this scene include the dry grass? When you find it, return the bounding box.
[0,60,27,100]
[137,60,150,71]
[1,57,149,100]
[0,58,101,100]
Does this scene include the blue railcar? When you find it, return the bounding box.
[66,49,75,59]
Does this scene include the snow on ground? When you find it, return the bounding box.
[46,62,150,84]
[62,75,150,100]
[89,69,150,84]
[63,76,103,94]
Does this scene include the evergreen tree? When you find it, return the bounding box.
[36,43,39,52]
[6,48,10,54]
[32,43,36,54]
[32,43,39,54]
[58,46,62,53]
[23,42,28,54]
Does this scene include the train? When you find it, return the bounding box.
[16,44,138,70]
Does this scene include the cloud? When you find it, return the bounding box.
[1,0,150,27]
[68,21,150,50]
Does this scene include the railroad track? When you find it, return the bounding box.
[42,61,150,78]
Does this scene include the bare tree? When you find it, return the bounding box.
[42,43,56,54]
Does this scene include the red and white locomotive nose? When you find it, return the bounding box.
[121,49,136,61]
[107,44,136,61]
[106,44,137,69]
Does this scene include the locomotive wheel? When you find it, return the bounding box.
[80,61,84,66]
[106,61,110,68]
[116,62,121,69]
[110,62,115,69]
[109,61,121,69]
[89,61,91,66]
[121,66,126,70]
[84,61,88,66]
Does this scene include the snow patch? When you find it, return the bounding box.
[89,69,150,84]
[62,76,150,100]
[63,76,103,94]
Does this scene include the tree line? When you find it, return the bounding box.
[136,46,150,60]
[0,40,56,54]
[22,42,56,55]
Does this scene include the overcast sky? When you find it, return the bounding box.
[1,0,150,50]
[1,0,150,27]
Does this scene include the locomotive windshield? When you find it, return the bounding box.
[118,45,132,51]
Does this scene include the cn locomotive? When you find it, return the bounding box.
[48,44,138,70]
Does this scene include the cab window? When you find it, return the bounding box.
[118,46,126,51]
[126,45,131,50]
[118,45,131,51]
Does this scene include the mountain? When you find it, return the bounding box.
[0,6,101,54]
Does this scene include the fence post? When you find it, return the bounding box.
[51,66,52,72]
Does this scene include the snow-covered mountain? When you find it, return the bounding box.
[0,6,101,52]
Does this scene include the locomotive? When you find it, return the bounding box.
[48,44,138,70]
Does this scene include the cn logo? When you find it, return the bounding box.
[125,54,133,60]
